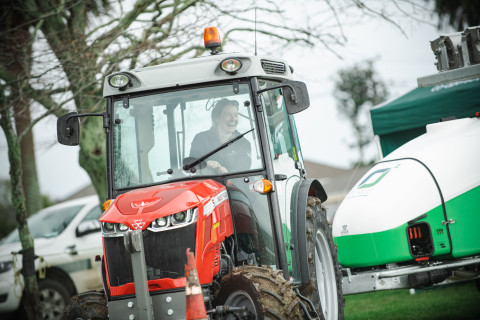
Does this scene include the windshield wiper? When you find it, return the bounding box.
[183,128,254,171]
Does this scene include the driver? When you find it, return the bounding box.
[189,98,251,174]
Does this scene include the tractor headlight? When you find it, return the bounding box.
[103,222,115,232]
[152,217,169,229]
[102,222,130,237]
[107,72,131,90]
[118,223,129,232]
[148,208,198,232]
[220,58,242,74]
[172,211,187,225]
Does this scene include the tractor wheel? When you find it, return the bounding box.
[214,265,305,319]
[301,196,344,320]
[63,290,108,320]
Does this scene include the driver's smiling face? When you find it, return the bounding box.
[217,104,239,135]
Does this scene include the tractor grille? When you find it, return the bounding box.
[104,224,196,287]
[261,60,286,74]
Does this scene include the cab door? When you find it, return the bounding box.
[259,80,304,274]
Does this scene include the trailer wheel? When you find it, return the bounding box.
[63,290,108,320]
[214,265,305,319]
[301,196,344,320]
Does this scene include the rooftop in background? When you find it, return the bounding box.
[304,160,371,202]
[304,160,372,222]
[63,184,97,202]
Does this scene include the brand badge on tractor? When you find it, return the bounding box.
[132,219,145,229]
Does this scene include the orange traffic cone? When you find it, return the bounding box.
[185,248,208,320]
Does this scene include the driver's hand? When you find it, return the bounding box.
[207,160,228,174]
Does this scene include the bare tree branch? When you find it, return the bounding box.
[351,0,407,37]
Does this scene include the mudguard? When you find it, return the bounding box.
[291,178,327,284]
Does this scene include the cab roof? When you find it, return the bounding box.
[103,53,294,97]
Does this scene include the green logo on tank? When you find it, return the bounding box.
[358,168,391,189]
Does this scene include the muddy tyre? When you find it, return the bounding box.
[214,265,305,319]
[301,196,344,320]
[62,290,108,320]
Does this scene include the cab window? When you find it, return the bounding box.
[112,84,263,189]
[259,80,298,163]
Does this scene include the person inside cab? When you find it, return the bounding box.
[189,98,251,174]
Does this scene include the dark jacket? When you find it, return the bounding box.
[190,128,251,173]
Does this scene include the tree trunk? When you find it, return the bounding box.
[14,104,42,216]
[0,107,42,320]
[0,7,42,319]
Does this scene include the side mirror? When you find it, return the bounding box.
[283,81,310,114]
[57,112,80,146]
[76,220,101,237]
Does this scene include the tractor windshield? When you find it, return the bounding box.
[112,84,263,189]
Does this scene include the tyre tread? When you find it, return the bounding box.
[63,290,107,320]
[215,265,305,319]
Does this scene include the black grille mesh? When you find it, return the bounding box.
[261,60,286,74]
[104,224,196,287]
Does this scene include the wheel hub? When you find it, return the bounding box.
[40,288,65,320]
[224,290,257,319]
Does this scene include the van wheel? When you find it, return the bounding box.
[38,278,70,320]
[214,265,305,319]
[301,196,344,320]
[63,290,108,320]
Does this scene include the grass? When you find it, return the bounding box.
[344,281,480,320]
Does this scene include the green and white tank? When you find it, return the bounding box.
[332,117,480,268]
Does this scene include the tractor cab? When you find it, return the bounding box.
[58,28,341,320]
[107,76,306,271]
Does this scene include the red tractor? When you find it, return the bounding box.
[58,28,344,319]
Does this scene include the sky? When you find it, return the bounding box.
[0,2,455,201]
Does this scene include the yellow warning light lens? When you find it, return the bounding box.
[253,179,273,194]
[220,58,242,74]
[204,27,221,48]
[102,199,113,211]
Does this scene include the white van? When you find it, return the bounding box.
[0,196,103,320]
